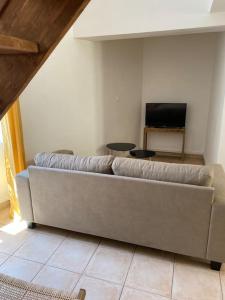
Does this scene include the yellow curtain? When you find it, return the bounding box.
[1,100,26,219]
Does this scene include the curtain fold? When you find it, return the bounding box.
[1,100,26,219]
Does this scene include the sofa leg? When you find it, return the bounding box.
[28,222,36,229]
[210,261,222,271]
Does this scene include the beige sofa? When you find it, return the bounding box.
[15,153,225,271]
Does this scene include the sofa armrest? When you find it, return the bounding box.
[207,164,225,262]
[15,170,34,222]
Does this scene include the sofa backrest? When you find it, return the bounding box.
[34,153,213,186]
[112,157,213,187]
[27,166,214,259]
[34,152,114,174]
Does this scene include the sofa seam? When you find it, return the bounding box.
[205,198,214,260]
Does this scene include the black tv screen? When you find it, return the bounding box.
[145,103,187,128]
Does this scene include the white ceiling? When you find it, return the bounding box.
[74,0,225,41]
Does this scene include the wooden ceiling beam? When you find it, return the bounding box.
[0,34,39,54]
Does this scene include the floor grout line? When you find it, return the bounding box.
[121,249,175,300]
[11,231,67,262]
[0,253,9,266]
[83,273,123,287]
[12,255,48,265]
[0,227,36,275]
[70,237,102,296]
[170,254,176,299]
[36,264,82,276]
[124,283,171,299]
[0,231,179,300]
[219,272,224,300]
[8,231,35,257]
[30,230,68,283]
[0,254,13,270]
[118,245,137,300]
[0,218,223,300]
[79,237,102,274]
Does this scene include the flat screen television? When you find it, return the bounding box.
[145,103,187,128]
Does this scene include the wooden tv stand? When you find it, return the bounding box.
[143,127,186,158]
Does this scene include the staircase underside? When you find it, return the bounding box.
[0,0,90,119]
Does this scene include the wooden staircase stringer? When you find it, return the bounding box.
[0,0,90,119]
[0,34,39,54]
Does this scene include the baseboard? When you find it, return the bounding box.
[0,200,10,210]
[155,152,205,164]
[184,153,204,159]
[155,151,203,158]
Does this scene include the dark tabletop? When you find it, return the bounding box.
[106,143,136,151]
[130,149,156,159]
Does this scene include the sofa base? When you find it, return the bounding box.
[210,261,222,271]
[28,222,36,229]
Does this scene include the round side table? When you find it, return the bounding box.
[106,143,136,156]
[130,149,156,160]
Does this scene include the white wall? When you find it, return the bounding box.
[20,30,218,160]
[20,30,99,159]
[210,0,225,12]
[93,39,143,154]
[20,30,143,160]
[141,33,217,154]
[74,0,225,40]
[205,32,225,168]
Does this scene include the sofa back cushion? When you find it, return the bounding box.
[112,157,213,186]
[34,152,114,174]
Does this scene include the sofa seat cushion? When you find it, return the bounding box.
[112,157,213,186]
[34,152,114,174]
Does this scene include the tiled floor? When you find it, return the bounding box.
[0,207,223,300]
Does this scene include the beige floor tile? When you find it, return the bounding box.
[33,225,69,238]
[0,253,9,265]
[72,275,122,300]
[125,247,174,298]
[86,240,134,284]
[0,256,42,282]
[14,232,64,263]
[172,257,222,300]
[0,228,33,255]
[32,265,80,292]
[220,263,225,272]
[220,271,225,298]
[48,233,99,273]
[121,287,170,300]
